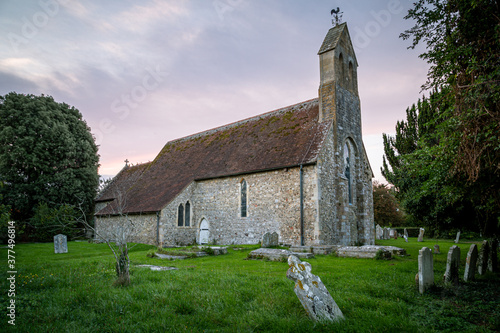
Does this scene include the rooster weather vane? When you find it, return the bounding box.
[331,7,343,26]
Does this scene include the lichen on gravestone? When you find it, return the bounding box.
[464,244,478,282]
[286,255,344,322]
[418,247,434,294]
[443,245,461,285]
[54,234,68,254]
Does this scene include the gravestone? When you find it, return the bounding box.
[433,244,440,254]
[463,244,478,282]
[443,245,461,284]
[477,240,489,275]
[286,255,344,322]
[403,234,408,242]
[383,228,390,240]
[488,238,498,273]
[54,234,68,254]
[394,230,398,239]
[261,232,279,248]
[376,225,383,240]
[418,247,434,294]
[454,231,461,244]
[418,228,425,242]
[389,229,395,238]
[404,228,408,239]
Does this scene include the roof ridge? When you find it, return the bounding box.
[166,98,318,146]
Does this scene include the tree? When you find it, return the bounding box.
[372,181,405,227]
[385,0,500,236]
[0,93,99,238]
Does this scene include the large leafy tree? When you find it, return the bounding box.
[372,181,405,227]
[384,0,499,236]
[0,93,99,230]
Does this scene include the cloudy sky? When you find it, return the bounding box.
[0,0,429,183]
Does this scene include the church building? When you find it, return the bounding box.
[95,23,375,247]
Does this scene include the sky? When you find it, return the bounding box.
[0,0,430,183]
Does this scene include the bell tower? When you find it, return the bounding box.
[317,22,359,123]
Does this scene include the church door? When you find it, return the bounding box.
[199,219,209,244]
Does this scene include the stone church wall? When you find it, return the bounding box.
[160,165,319,246]
[95,213,158,245]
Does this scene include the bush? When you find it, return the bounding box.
[21,203,79,242]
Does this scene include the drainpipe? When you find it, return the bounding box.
[300,164,304,246]
[156,211,160,247]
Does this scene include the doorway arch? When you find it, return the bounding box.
[199,218,209,245]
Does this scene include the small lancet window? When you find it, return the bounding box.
[185,202,191,227]
[241,179,247,217]
[177,204,184,226]
[344,143,352,204]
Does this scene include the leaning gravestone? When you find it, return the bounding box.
[433,244,441,254]
[488,238,498,273]
[454,231,461,244]
[464,244,478,282]
[418,247,434,294]
[54,234,68,254]
[443,245,461,284]
[477,240,489,275]
[418,228,425,242]
[286,255,344,322]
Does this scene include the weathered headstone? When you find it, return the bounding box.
[261,232,279,248]
[477,240,489,275]
[404,228,408,239]
[286,255,344,322]
[418,228,425,242]
[394,230,398,239]
[463,244,478,282]
[433,244,441,254]
[54,234,68,254]
[403,234,408,242]
[376,225,383,240]
[443,245,461,284]
[383,228,390,240]
[488,238,498,273]
[389,229,395,238]
[454,231,461,244]
[418,247,434,294]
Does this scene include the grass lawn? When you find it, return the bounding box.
[0,238,498,332]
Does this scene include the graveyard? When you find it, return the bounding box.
[0,237,498,332]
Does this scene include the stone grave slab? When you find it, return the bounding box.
[286,255,344,322]
[54,234,68,254]
[443,245,461,284]
[464,244,478,282]
[335,245,406,259]
[248,248,314,261]
[136,265,178,271]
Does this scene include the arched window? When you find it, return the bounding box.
[344,143,352,204]
[348,61,354,90]
[241,179,247,217]
[338,53,344,84]
[177,204,184,226]
[185,202,191,227]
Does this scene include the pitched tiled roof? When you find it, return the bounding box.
[318,22,346,55]
[96,98,330,215]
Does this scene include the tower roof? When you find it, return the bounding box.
[317,22,347,55]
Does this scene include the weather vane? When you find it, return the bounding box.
[331,7,343,26]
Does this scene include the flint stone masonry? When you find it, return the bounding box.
[54,234,68,254]
[286,255,344,322]
[248,248,314,261]
[443,245,461,284]
[488,239,498,273]
[477,240,489,275]
[418,228,425,242]
[464,244,478,282]
[261,232,279,248]
[418,247,434,294]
